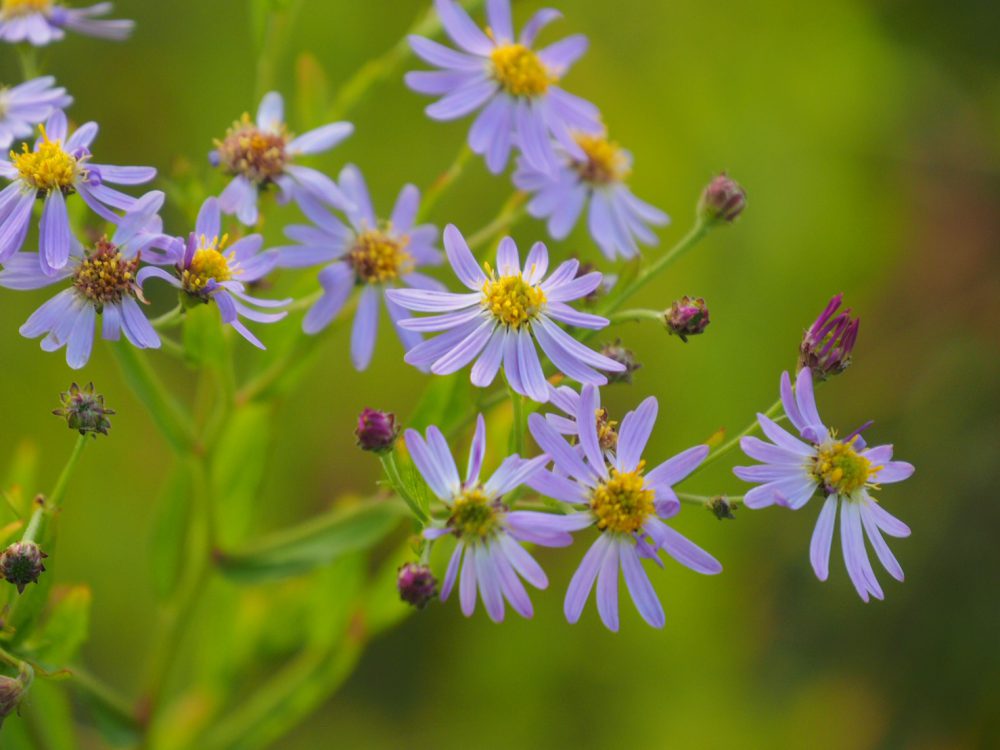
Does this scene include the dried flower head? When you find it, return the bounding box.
[53,382,114,436]
[600,340,641,384]
[1,541,47,593]
[798,293,859,380]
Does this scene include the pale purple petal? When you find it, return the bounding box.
[810,495,838,581]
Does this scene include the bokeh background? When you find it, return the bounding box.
[0,0,998,747]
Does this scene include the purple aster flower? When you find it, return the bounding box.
[0,1,133,45]
[0,76,71,149]
[527,385,722,631]
[733,368,915,602]
[411,414,574,622]
[513,130,668,260]
[405,0,601,174]
[0,190,171,368]
[0,109,156,274]
[137,197,288,349]
[798,293,859,380]
[211,91,354,226]
[273,165,444,370]
[387,226,625,402]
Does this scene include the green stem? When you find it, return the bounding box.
[601,219,713,315]
[46,433,88,514]
[149,305,184,330]
[69,664,141,737]
[607,308,665,326]
[417,143,474,223]
[467,192,528,253]
[509,384,525,457]
[379,452,429,523]
[16,45,39,79]
[676,492,745,504]
[694,397,784,476]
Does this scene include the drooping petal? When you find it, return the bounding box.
[810,495,838,581]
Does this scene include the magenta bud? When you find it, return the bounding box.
[665,296,710,342]
[698,173,746,224]
[1,541,47,594]
[355,409,399,454]
[397,563,437,609]
[798,294,859,380]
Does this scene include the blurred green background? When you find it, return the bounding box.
[1,0,998,747]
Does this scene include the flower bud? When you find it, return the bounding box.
[0,663,32,727]
[355,409,399,454]
[1,541,47,594]
[798,294,859,380]
[53,382,115,436]
[397,563,437,609]
[698,173,746,224]
[599,340,641,384]
[708,496,738,520]
[665,296,710,342]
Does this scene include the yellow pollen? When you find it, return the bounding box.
[448,489,499,540]
[214,114,290,184]
[348,229,413,284]
[1,0,51,18]
[595,408,619,452]
[490,43,553,97]
[573,133,630,185]
[812,438,877,496]
[591,465,654,535]
[73,237,139,307]
[11,124,78,193]
[182,235,235,294]
[482,265,546,329]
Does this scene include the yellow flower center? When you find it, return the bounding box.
[348,229,413,284]
[590,465,654,535]
[11,125,78,193]
[214,114,289,183]
[490,43,553,97]
[448,489,500,541]
[481,265,546,329]
[73,238,140,307]
[182,235,235,294]
[572,134,630,185]
[812,438,877,496]
[1,0,51,18]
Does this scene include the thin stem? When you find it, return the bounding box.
[467,192,528,252]
[694,397,784,476]
[607,308,665,326]
[69,664,141,736]
[417,143,474,223]
[601,220,713,315]
[149,305,184,330]
[380,452,429,523]
[46,434,88,514]
[16,45,39,79]
[285,288,322,313]
[676,492,745,504]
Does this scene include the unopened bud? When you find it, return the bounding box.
[0,663,32,726]
[798,294,859,380]
[666,296,710,342]
[397,563,437,609]
[53,382,115,436]
[708,496,738,520]
[1,541,47,594]
[355,409,399,454]
[599,340,641,384]
[698,173,746,224]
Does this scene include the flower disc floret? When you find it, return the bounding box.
[573,133,629,185]
[813,438,875,496]
[348,229,413,284]
[595,408,618,452]
[73,238,139,306]
[11,125,78,193]
[215,114,289,184]
[590,466,654,535]
[482,269,546,329]
[448,488,501,540]
[182,236,234,294]
[490,43,553,97]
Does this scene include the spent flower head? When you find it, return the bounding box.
[1,540,47,593]
[53,381,114,435]
[798,293,859,380]
[600,340,641,384]
[0,662,31,727]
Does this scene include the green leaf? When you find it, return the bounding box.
[407,372,471,432]
[211,404,272,546]
[216,502,405,583]
[23,585,91,667]
[182,301,228,369]
[2,440,38,517]
[149,462,193,601]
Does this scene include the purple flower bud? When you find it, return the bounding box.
[355,409,399,453]
[599,339,642,384]
[698,173,746,224]
[798,294,859,380]
[665,296,710,342]
[52,382,115,436]
[1,541,47,594]
[0,663,31,727]
[397,563,437,609]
